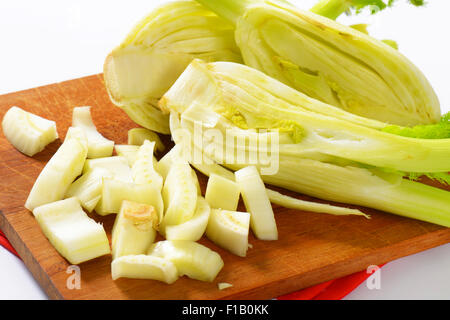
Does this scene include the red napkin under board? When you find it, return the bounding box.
[0,228,379,299]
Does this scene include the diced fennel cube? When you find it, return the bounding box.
[206,209,250,257]
[235,166,278,240]
[148,240,224,282]
[95,178,164,219]
[25,128,88,211]
[128,128,165,152]
[111,255,178,284]
[131,140,163,190]
[111,200,158,259]
[33,197,110,264]
[205,173,240,211]
[83,156,132,183]
[162,161,198,226]
[2,106,58,157]
[114,145,140,166]
[65,167,112,212]
[72,106,114,158]
[164,197,210,241]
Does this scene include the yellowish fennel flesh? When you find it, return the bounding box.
[111,255,178,284]
[266,188,370,218]
[156,144,183,179]
[72,106,114,158]
[65,167,112,212]
[148,240,224,282]
[111,200,158,259]
[2,106,58,157]
[104,0,241,134]
[128,128,165,152]
[206,209,250,257]
[235,166,278,240]
[205,173,240,211]
[95,178,164,218]
[218,282,233,290]
[25,127,88,211]
[83,156,133,183]
[131,140,163,190]
[33,197,110,264]
[164,197,210,241]
[114,145,140,166]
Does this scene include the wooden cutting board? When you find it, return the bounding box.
[0,75,449,300]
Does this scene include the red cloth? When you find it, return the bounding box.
[0,228,380,299]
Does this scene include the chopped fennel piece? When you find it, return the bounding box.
[111,200,158,260]
[128,127,165,152]
[72,106,114,158]
[83,156,132,183]
[156,144,183,179]
[2,106,58,157]
[111,255,178,284]
[164,197,210,241]
[148,240,224,282]
[95,178,164,219]
[206,209,250,257]
[266,189,370,218]
[65,167,112,212]
[235,166,278,240]
[218,282,233,290]
[25,127,88,211]
[33,197,110,264]
[131,140,163,190]
[114,144,140,166]
[205,173,240,211]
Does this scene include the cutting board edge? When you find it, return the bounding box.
[0,210,63,300]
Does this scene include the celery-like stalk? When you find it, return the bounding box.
[235,166,278,240]
[33,197,110,264]
[111,255,179,284]
[205,173,240,211]
[148,240,224,282]
[206,209,251,257]
[72,106,114,158]
[111,200,158,259]
[25,127,88,211]
[2,106,58,157]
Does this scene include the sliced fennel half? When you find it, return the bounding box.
[83,156,132,183]
[33,197,110,264]
[25,127,88,211]
[111,200,158,259]
[128,128,165,152]
[111,255,179,284]
[206,209,250,257]
[235,166,278,240]
[2,106,58,157]
[65,167,112,212]
[148,240,224,282]
[72,106,114,158]
[164,197,210,241]
[205,173,240,211]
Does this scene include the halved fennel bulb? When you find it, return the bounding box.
[33,197,110,264]
[111,255,178,284]
[206,209,250,257]
[128,128,165,152]
[95,178,164,219]
[235,166,278,240]
[148,240,224,282]
[114,145,140,166]
[205,173,240,211]
[162,161,198,226]
[72,106,114,158]
[65,167,112,212]
[131,140,163,190]
[83,156,132,183]
[2,106,58,156]
[25,127,88,211]
[111,200,158,259]
[164,197,210,241]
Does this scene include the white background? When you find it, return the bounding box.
[0,0,449,299]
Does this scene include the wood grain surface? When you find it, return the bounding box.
[0,75,449,300]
